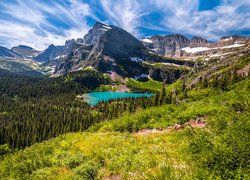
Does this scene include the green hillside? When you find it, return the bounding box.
[0,77,249,179]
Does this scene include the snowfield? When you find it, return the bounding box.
[134,74,148,80]
[142,38,153,43]
[182,43,245,53]
[130,57,143,63]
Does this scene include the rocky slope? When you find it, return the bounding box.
[142,34,191,57]
[142,35,249,58]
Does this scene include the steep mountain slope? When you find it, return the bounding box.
[142,34,191,57]
[34,44,64,62]
[52,22,149,76]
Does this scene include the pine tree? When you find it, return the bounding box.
[159,82,166,105]
[154,91,160,106]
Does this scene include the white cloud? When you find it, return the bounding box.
[141,0,250,40]
[100,0,145,37]
[0,0,92,50]
[0,0,249,50]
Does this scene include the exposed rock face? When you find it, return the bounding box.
[142,34,249,58]
[33,38,85,63]
[190,36,208,47]
[11,45,39,57]
[143,34,190,57]
[216,35,249,47]
[83,22,109,45]
[149,67,187,83]
[53,22,151,77]
[142,35,207,57]
[40,22,194,84]
[34,44,64,62]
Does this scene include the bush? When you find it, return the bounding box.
[73,161,100,180]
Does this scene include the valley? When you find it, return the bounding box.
[0,21,249,179]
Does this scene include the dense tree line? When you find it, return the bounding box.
[0,68,160,149]
[0,69,110,98]
[0,70,111,149]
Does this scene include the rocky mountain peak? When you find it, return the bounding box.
[142,34,190,57]
[11,45,39,57]
[96,25,145,58]
[190,36,208,47]
[164,34,189,43]
[83,22,113,45]
[48,44,56,49]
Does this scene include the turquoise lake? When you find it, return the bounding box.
[83,92,153,106]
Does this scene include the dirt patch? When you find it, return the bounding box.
[103,175,121,180]
[135,118,206,136]
[136,128,173,135]
[116,85,130,92]
[107,71,126,83]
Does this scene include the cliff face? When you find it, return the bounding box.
[189,36,208,47]
[142,34,249,58]
[142,34,191,57]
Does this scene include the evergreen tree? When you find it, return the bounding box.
[159,82,166,105]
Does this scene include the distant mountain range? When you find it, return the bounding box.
[0,22,249,81]
[141,34,249,57]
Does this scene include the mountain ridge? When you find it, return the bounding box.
[1,22,249,80]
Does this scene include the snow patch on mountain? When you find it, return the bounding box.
[134,74,148,80]
[182,43,245,53]
[142,38,153,43]
[182,47,210,53]
[130,57,143,63]
[221,44,245,49]
[53,55,67,60]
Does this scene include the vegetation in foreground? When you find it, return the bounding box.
[0,77,249,179]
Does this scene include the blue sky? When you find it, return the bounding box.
[0,0,249,50]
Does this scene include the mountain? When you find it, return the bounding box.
[3,23,247,82]
[142,34,249,58]
[41,22,191,82]
[142,34,191,57]
[34,44,64,62]
[11,45,39,57]
[0,46,21,58]
[189,36,208,47]
[0,46,45,77]
[52,22,149,76]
